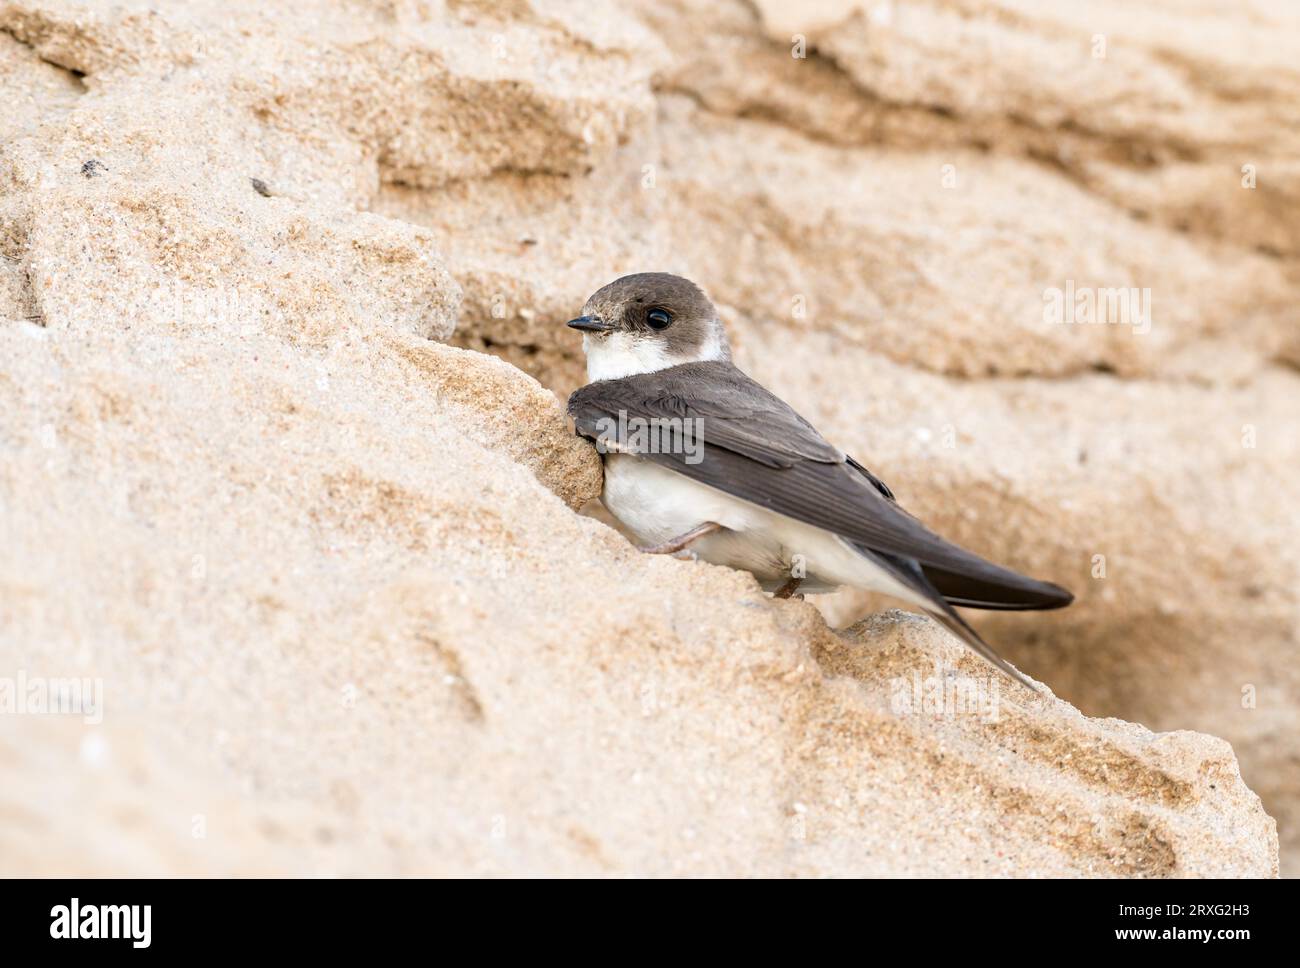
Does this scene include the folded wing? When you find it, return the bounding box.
[568,361,1072,611]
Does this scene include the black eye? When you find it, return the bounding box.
[646,308,672,330]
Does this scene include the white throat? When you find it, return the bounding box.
[583,326,728,382]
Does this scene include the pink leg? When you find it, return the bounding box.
[639,521,722,555]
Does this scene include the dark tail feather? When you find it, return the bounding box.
[921,563,1074,611]
[843,456,1072,612]
[870,551,1040,691]
[919,595,1038,691]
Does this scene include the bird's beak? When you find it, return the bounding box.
[566,315,613,333]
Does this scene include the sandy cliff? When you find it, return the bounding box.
[0,0,1291,875]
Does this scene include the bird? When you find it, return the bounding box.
[565,272,1073,689]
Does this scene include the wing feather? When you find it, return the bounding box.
[568,361,1071,610]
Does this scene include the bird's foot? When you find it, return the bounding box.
[638,521,722,556]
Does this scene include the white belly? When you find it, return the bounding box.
[600,453,928,603]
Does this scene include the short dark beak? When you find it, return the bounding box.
[566,315,613,333]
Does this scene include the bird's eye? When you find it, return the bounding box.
[646,308,672,330]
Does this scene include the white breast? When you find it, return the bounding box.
[600,454,928,602]
[601,454,752,541]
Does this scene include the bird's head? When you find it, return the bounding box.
[567,272,730,382]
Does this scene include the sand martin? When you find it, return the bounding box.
[566,273,1072,688]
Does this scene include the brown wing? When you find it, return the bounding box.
[568,361,1071,609]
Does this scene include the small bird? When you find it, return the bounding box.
[566,273,1073,688]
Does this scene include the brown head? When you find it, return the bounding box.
[567,272,730,382]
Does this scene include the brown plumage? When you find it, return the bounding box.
[567,273,1073,688]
